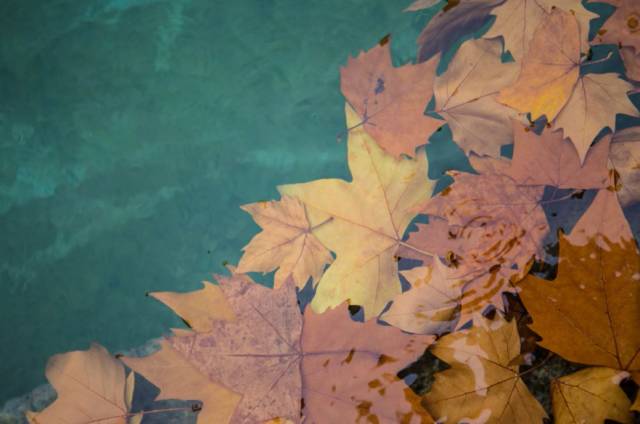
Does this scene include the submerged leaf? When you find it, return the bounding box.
[424,314,547,423]
[518,190,640,375]
[405,171,548,325]
[380,258,462,335]
[551,368,632,424]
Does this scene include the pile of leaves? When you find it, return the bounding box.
[27,0,640,423]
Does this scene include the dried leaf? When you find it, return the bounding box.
[518,190,640,375]
[498,8,581,122]
[485,0,596,61]
[553,72,638,164]
[424,314,547,423]
[237,196,333,288]
[340,41,441,158]
[593,0,640,51]
[278,103,435,318]
[128,271,435,423]
[28,344,132,424]
[433,38,520,157]
[551,368,632,424]
[482,120,611,189]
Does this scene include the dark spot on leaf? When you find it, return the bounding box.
[378,33,391,46]
[342,348,356,364]
[192,402,202,412]
[376,354,397,367]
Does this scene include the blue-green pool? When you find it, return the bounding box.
[0,0,438,403]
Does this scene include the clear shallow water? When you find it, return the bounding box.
[0,0,433,402]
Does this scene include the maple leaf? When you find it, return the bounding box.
[473,120,611,189]
[553,73,638,164]
[484,0,596,62]
[498,9,581,123]
[498,8,639,163]
[27,343,141,424]
[551,367,633,424]
[403,171,548,325]
[424,314,547,423]
[620,46,640,81]
[278,103,435,319]
[433,38,520,157]
[125,270,435,423]
[517,190,640,377]
[610,126,640,206]
[339,39,441,158]
[380,258,462,335]
[236,196,333,288]
[592,0,640,51]
[414,0,504,62]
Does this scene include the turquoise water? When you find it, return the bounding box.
[0,0,431,402]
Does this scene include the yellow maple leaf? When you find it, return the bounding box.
[278,103,435,318]
[498,8,580,123]
[424,314,547,423]
[236,196,333,288]
[551,367,632,424]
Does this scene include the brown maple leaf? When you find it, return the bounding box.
[518,190,640,380]
[339,39,442,158]
[124,270,435,423]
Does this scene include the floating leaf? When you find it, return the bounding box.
[433,38,520,157]
[127,271,435,423]
[593,0,640,51]
[237,196,333,288]
[340,40,441,158]
[485,0,596,61]
[518,190,640,376]
[551,368,632,424]
[498,8,581,123]
[278,103,435,318]
[424,314,547,423]
[28,344,136,424]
